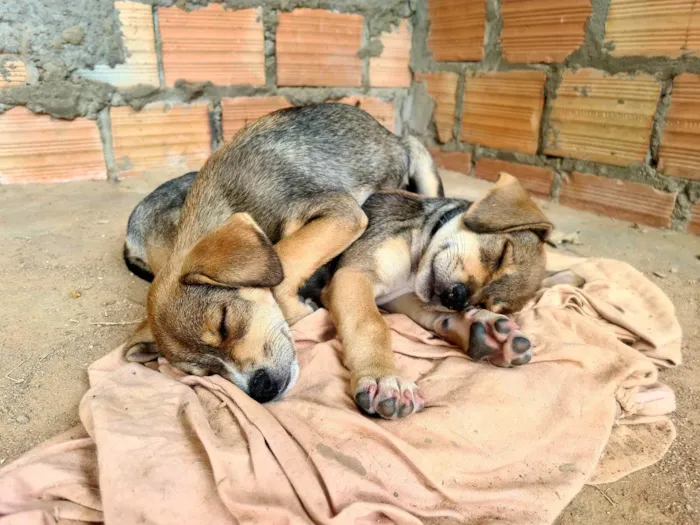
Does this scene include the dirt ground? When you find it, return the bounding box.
[1,169,698,524]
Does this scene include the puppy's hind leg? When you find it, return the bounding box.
[273,192,368,323]
[403,135,444,198]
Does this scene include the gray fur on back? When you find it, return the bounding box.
[124,172,197,267]
[124,104,442,278]
[179,104,413,245]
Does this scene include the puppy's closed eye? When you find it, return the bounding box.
[495,240,512,270]
[219,306,229,341]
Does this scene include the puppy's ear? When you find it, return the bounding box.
[124,320,159,363]
[180,213,284,288]
[464,172,552,241]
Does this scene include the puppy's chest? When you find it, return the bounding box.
[376,281,415,306]
[372,238,418,305]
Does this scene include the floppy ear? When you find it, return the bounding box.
[464,172,553,241]
[180,213,284,288]
[124,319,159,363]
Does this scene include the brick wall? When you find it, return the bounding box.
[0,0,699,234]
[417,0,700,233]
[0,1,411,184]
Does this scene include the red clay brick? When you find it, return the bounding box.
[605,0,700,57]
[461,70,546,155]
[0,107,106,184]
[501,0,590,63]
[221,96,292,140]
[338,97,395,132]
[0,55,27,88]
[558,172,676,228]
[111,103,211,178]
[429,148,472,175]
[688,202,700,235]
[79,1,159,87]
[545,69,661,166]
[427,0,485,61]
[370,20,411,88]
[416,71,459,143]
[474,158,553,198]
[658,73,700,181]
[277,9,363,87]
[159,5,265,87]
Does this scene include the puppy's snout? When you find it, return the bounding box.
[249,369,280,403]
[440,283,470,311]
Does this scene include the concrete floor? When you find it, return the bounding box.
[0,169,699,523]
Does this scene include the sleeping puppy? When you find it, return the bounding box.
[312,173,553,419]
[125,163,555,419]
[122,103,444,404]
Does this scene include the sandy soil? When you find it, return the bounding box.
[0,169,698,523]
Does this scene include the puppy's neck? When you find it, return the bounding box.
[412,200,470,263]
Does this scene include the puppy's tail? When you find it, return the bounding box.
[123,243,154,283]
[403,135,444,198]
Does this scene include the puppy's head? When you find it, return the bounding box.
[125,213,298,403]
[416,173,552,314]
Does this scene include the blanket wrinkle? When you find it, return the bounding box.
[0,257,682,525]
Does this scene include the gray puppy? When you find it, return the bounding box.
[123,103,443,404]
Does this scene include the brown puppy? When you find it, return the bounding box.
[123,103,444,403]
[124,164,555,414]
[319,173,553,419]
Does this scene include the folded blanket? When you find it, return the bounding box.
[0,257,681,525]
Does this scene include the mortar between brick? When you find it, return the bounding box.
[482,0,503,69]
[451,69,466,143]
[208,101,223,151]
[537,67,563,156]
[648,79,674,168]
[360,18,371,89]
[2,0,699,228]
[97,107,116,182]
[151,6,166,89]
[263,7,278,88]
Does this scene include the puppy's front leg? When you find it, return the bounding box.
[325,268,424,419]
[273,194,368,324]
[383,293,533,368]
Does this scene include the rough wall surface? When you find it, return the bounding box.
[414,0,700,233]
[0,0,413,182]
[0,0,699,234]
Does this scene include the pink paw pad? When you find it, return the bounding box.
[354,375,424,419]
[438,310,533,368]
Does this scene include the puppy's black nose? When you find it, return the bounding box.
[249,369,280,403]
[440,283,469,311]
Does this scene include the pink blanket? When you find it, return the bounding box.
[0,257,681,524]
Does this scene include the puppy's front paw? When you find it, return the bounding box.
[275,293,315,325]
[353,374,424,419]
[436,309,532,368]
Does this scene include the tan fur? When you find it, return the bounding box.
[324,268,397,391]
[280,219,305,238]
[273,204,368,321]
[121,103,445,404]
[381,292,445,331]
[373,237,412,295]
[181,213,283,288]
[145,243,172,276]
[430,220,488,293]
[140,213,292,389]
[464,173,552,240]
[322,173,553,395]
